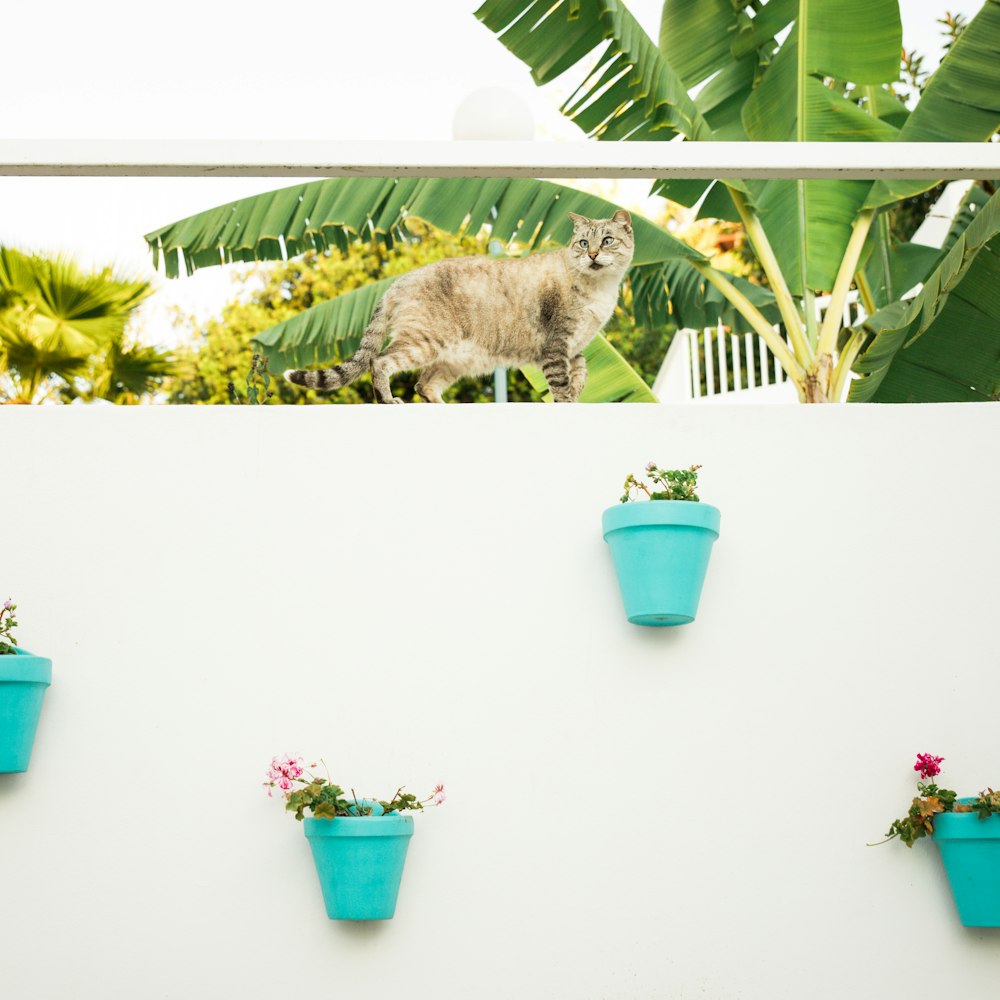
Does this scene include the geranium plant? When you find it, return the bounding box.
[874,754,1000,847]
[0,598,18,655]
[620,463,701,504]
[263,755,445,819]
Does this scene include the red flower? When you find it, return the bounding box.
[914,753,944,780]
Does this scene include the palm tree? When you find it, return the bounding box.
[0,248,173,404]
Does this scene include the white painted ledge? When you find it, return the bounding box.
[0,139,998,179]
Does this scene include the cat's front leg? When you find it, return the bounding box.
[541,342,574,402]
[568,353,587,401]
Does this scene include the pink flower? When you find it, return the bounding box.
[2,598,12,610]
[267,754,304,780]
[914,753,944,780]
[264,754,305,796]
[645,462,656,472]
[272,754,303,780]
[431,784,446,806]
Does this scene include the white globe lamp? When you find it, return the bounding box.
[452,87,536,141]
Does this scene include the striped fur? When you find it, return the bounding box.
[285,300,388,391]
[285,211,634,403]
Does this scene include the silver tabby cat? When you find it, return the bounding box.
[284,210,634,402]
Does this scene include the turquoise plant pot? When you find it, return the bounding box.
[602,501,721,626]
[0,648,52,773]
[304,806,414,920]
[933,807,1000,926]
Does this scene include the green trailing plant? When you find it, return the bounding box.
[0,598,17,654]
[263,755,445,820]
[227,353,273,404]
[872,754,1000,848]
[621,463,701,503]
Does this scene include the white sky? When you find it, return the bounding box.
[0,0,980,346]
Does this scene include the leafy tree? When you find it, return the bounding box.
[0,247,172,404]
[165,223,669,403]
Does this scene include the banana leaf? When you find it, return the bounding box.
[850,189,1000,401]
[145,176,701,279]
[474,0,711,141]
[659,0,740,90]
[739,9,900,295]
[866,0,1000,209]
[252,278,395,371]
[522,336,657,403]
[860,236,940,311]
[940,181,999,257]
[630,260,778,332]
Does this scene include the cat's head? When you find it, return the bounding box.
[567,210,634,276]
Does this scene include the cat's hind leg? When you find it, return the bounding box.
[415,361,460,404]
[370,340,428,404]
[370,355,402,403]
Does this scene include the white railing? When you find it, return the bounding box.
[0,140,997,179]
[652,291,869,403]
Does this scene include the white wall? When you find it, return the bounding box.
[2,403,999,1000]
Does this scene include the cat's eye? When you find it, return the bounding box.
[601,236,614,246]
[579,239,589,249]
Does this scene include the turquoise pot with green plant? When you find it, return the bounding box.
[264,756,445,921]
[873,754,1000,927]
[0,600,51,773]
[603,464,720,626]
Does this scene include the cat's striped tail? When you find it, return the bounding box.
[284,299,388,392]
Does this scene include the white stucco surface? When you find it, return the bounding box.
[2,403,998,999]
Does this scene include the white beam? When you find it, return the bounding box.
[0,140,998,179]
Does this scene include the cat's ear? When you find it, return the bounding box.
[568,212,590,228]
[612,210,632,230]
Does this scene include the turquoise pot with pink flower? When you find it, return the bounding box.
[304,803,414,921]
[266,756,443,921]
[0,648,52,773]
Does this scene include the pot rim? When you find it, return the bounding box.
[303,814,415,838]
[602,500,721,539]
[0,648,52,685]
[933,804,1000,840]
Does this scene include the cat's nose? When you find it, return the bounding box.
[588,250,599,260]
